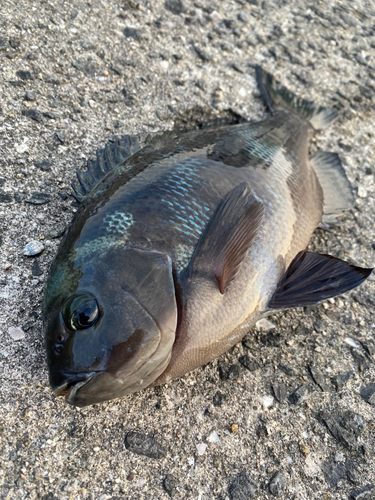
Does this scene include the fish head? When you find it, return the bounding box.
[44,245,178,406]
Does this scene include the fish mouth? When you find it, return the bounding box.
[53,371,102,401]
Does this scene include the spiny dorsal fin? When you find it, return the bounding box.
[189,182,265,294]
[268,251,372,310]
[256,66,338,130]
[72,135,141,202]
[310,151,354,226]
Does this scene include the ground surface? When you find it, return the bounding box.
[0,1,374,499]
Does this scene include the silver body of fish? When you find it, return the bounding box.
[43,67,372,406]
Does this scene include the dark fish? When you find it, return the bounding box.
[43,68,373,406]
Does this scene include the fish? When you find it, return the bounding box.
[43,67,373,407]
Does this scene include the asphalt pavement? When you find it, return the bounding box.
[0,1,374,499]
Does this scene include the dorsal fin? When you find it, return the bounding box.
[268,251,372,310]
[256,66,338,130]
[188,182,265,294]
[72,135,141,202]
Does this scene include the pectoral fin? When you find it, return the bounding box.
[189,182,265,294]
[268,251,372,310]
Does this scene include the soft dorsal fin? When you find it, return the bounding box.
[189,182,265,294]
[268,251,372,310]
[256,66,338,130]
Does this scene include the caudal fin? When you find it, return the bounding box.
[310,152,354,225]
[255,66,338,130]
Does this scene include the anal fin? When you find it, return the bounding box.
[189,182,265,294]
[310,151,354,226]
[268,251,372,310]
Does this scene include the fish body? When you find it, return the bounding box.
[43,68,372,406]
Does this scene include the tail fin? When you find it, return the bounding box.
[310,152,354,225]
[255,66,338,130]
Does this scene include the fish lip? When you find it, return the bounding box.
[66,374,96,404]
[52,371,102,401]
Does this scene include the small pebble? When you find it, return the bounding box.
[238,13,248,22]
[196,443,207,455]
[299,443,309,455]
[260,395,274,409]
[31,259,43,276]
[25,192,51,205]
[23,240,44,256]
[218,361,240,380]
[269,471,286,497]
[321,461,346,488]
[14,193,24,202]
[335,453,344,462]
[24,91,36,101]
[272,382,287,403]
[163,474,178,498]
[8,327,25,340]
[229,472,257,499]
[321,409,364,450]
[17,70,34,80]
[110,66,122,75]
[0,191,12,203]
[47,226,66,239]
[43,111,56,119]
[208,431,221,443]
[344,338,361,348]
[360,383,375,406]
[209,10,221,21]
[309,365,331,392]
[194,46,212,62]
[332,371,353,392]
[288,384,313,405]
[256,318,276,331]
[230,424,238,433]
[357,186,367,198]
[346,459,361,484]
[45,75,60,85]
[124,431,166,459]
[22,109,42,123]
[261,333,281,347]
[164,0,186,15]
[238,354,261,372]
[123,27,141,40]
[160,60,169,71]
[212,391,224,407]
[349,485,374,500]
[55,131,66,143]
[0,38,8,50]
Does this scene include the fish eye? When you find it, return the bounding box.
[62,293,100,331]
[71,299,99,330]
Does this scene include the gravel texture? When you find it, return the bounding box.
[1,1,375,499]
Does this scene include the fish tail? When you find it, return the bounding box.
[255,66,338,130]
